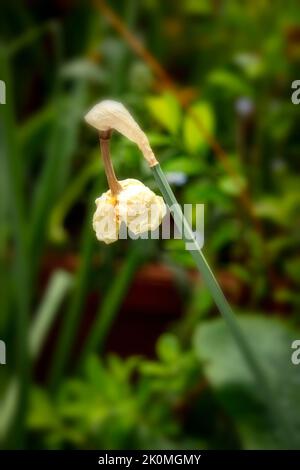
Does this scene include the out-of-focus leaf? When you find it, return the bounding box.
[165,172,188,186]
[207,69,253,97]
[30,270,73,359]
[193,315,300,449]
[234,53,264,79]
[255,190,300,228]
[60,59,107,83]
[284,258,300,284]
[156,334,181,363]
[49,159,100,243]
[184,180,229,207]
[210,220,241,252]
[162,156,205,176]
[218,175,246,196]
[192,285,214,316]
[165,239,196,268]
[0,379,19,442]
[228,264,251,284]
[146,93,181,134]
[28,388,59,431]
[139,362,168,377]
[19,104,56,162]
[129,61,153,92]
[254,197,283,226]
[147,132,172,147]
[184,0,212,15]
[183,102,215,154]
[29,80,88,269]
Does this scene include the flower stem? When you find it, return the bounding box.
[99,130,122,195]
[151,162,296,448]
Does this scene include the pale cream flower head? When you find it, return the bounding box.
[93,179,166,244]
[85,101,166,244]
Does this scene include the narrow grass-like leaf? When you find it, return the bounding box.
[0,270,72,445]
[49,196,96,389]
[49,159,100,242]
[0,379,19,447]
[8,22,59,56]
[19,103,56,166]
[78,244,142,369]
[29,80,87,276]
[30,270,73,360]
[0,46,30,448]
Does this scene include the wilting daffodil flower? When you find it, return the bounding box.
[84,101,290,441]
[93,178,166,244]
[85,100,166,243]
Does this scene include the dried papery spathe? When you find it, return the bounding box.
[93,179,166,244]
[85,100,157,167]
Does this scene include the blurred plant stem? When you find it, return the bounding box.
[30,270,73,360]
[29,80,87,282]
[78,242,142,370]
[0,46,30,448]
[0,270,72,446]
[152,163,297,448]
[48,194,96,390]
[7,21,61,59]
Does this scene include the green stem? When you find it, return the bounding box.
[49,196,95,389]
[0,46,30,448]
[151,163,296,448]
[29,80,87,281]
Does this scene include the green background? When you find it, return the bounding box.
[0,0,300,449]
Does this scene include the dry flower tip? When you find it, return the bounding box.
[85,100,158,167]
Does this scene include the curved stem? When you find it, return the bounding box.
[99,130,122,195]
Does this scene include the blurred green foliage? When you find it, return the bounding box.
[1,0,300,450]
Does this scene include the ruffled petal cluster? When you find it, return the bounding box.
[93,179,166,244]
